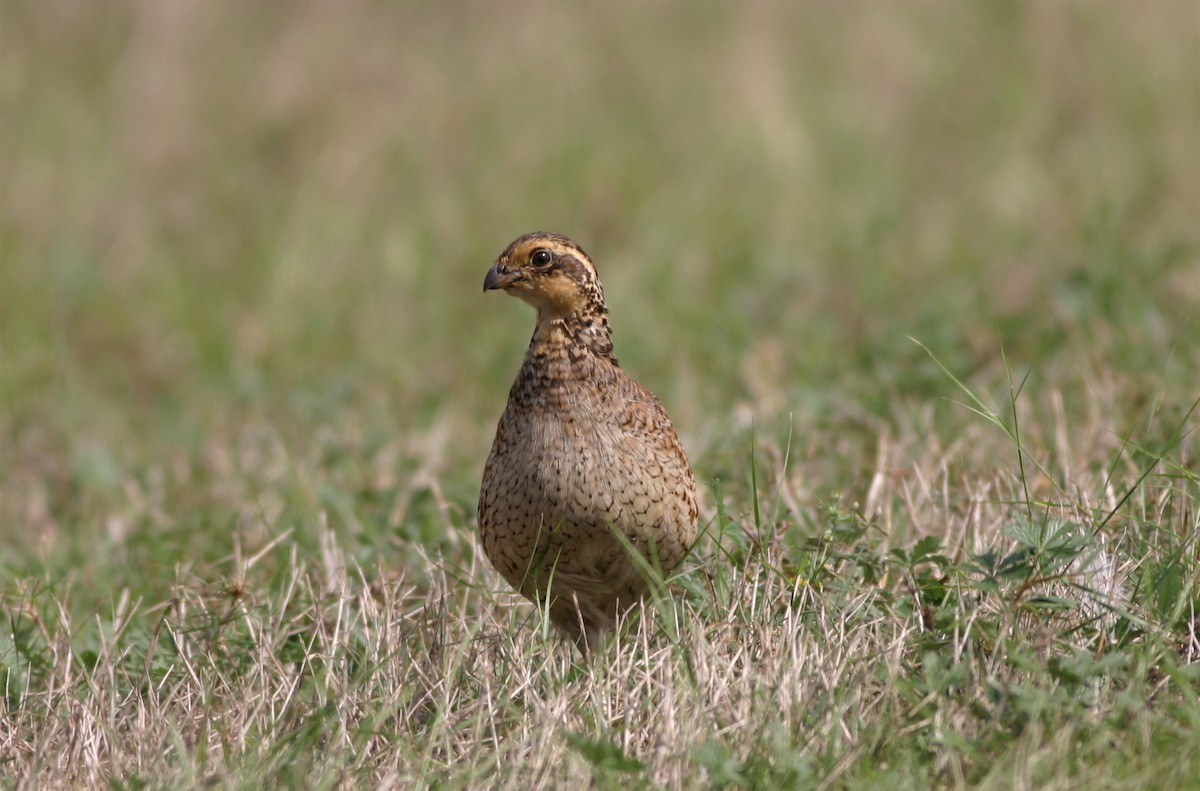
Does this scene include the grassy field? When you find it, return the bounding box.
[2,2,1198,788]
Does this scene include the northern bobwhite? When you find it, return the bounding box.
[478,232,699,652]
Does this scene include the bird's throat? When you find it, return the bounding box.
[530,311,616,364]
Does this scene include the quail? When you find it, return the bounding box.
[478,232,699,652]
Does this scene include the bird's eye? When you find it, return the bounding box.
[530,249,553,267]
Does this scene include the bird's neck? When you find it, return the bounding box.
[529,308,617,366]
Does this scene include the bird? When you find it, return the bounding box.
[477,231,699,652]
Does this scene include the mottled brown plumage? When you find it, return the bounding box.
[478,232,699,651]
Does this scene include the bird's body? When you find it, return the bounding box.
[478,232,698,651]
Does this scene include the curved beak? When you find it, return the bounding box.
[483,262,522,292]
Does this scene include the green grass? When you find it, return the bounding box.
[2,2,1198,789]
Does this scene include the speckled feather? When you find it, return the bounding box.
[478,232,699,651]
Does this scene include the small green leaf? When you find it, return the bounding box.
[692,740,746,789]
[562,730,645,774]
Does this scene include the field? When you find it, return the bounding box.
[2,2,1198,789]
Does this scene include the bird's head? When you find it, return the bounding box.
[483,232,606,320]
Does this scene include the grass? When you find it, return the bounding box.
[2,2,1198,789]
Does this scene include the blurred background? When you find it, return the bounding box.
[1,2,1197,572]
